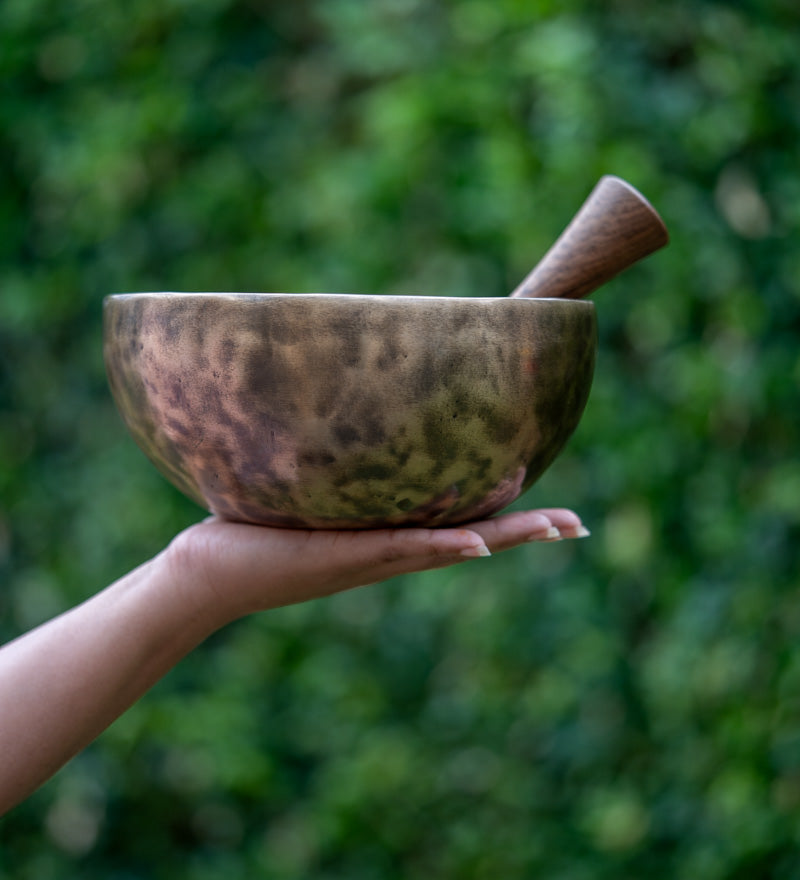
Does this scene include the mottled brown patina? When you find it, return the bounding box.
[104,293,595,528]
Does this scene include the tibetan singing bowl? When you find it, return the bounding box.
[104,177,668,528]
[104,293,595,527]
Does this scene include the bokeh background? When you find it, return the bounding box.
[2,0,800,877]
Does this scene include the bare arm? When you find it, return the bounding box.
[0,508,588,815]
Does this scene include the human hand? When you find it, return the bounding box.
[0,506,588,813]
[164,507,590,625]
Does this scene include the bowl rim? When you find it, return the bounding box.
[104,291,596,309]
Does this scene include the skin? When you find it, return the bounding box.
[0,506,588,816]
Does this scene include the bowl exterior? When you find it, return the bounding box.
[104,293,595,528]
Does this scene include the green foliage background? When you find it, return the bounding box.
[2,0,800,876]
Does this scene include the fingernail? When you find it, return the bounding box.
[460,542,492,558]
[560,524,591,539]
[529,526,562,542]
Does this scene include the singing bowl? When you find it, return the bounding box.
[103,292,595,528]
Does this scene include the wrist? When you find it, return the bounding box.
[157,526,249,632]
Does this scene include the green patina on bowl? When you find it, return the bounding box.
[103,292,596,528]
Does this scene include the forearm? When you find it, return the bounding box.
[0,550,228,815]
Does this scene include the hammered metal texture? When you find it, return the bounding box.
[104,293,596,528]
